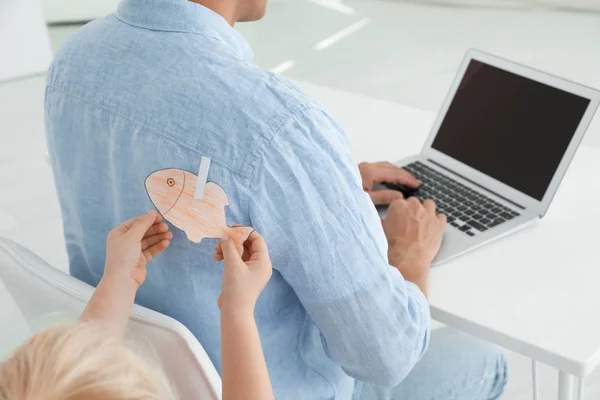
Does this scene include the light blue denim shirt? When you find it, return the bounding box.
[45,1,430,398]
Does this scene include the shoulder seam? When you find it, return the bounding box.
[245,105,321,221]
[248,105,317,182]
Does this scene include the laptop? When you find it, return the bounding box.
[383,49,600,265]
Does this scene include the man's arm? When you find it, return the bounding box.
[249,107,442,386]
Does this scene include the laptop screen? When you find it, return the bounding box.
[431,59,591,201]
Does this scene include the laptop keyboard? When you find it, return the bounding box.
[402,162,521,237]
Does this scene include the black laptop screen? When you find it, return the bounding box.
[431,60,591,201]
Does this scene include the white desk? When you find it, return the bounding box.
[299,80,600,400]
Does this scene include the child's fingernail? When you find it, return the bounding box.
[221,236,229,241]
[147,210,156,216]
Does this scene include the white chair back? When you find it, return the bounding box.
[0,237,222,400]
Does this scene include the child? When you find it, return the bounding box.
[0,210,274,400]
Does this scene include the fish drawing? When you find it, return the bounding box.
[145,168,254,256]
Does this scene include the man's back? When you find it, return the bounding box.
[46,1,431,398]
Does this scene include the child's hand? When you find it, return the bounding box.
[214,231,273,315]
[104,210,172,288]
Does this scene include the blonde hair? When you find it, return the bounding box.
[0,323,177,400]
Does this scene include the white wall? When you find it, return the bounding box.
[417,0,600,12]
[43,0,121,23]
[0,0,52,82]
[537,0,600,11]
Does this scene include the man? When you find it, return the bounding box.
[45,0,507,398]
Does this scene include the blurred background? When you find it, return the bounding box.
[44,0,600,127]
[2,0,600,398]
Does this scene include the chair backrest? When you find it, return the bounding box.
[0,237,222,400]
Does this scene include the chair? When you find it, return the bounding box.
[0,237,222,400]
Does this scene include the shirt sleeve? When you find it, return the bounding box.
[248,106,431,387]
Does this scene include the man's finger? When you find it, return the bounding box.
[370,165,421,188]
[143,239,170,263]
[126,211,161,240]
[423,199,436,214]
[407,196,421,206]
[390,168,420,188]
[437,213,448,224]
[142,232,173,251]
[369,190,404,206]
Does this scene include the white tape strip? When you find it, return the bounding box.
[194,156,211,200]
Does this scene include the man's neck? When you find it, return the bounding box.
[188,0,237,26]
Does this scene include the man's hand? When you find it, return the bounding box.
[382,197,447,296]
[104,210,173,288]
[359,161,421,205]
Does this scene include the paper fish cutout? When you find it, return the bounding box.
[145,169,254,256]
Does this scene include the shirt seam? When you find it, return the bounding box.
[244,105,316,221]
[46,83,253,179]
[248,105,317,180]
[296,314,337,398]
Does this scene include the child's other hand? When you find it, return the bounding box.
[104,210,172,288]
[215,231,272,315]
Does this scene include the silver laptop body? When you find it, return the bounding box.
[385,49,600,265]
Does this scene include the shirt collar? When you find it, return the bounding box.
[116,0,253,60]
